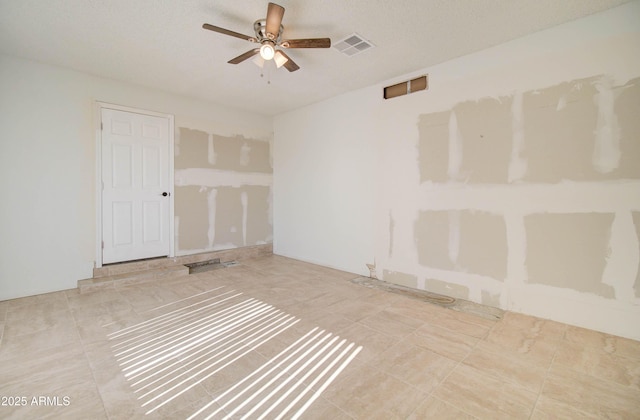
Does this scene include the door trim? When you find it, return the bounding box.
[95,102,175,268]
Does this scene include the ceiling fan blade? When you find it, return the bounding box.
[281,38,331,49]
[202,23,255,42]
[276,50,300,72]
[228,49,260,64]
[265,2,285,39]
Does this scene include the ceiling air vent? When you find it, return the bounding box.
[384,75,428,99]
[333,33,374,57]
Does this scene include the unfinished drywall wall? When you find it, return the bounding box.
[175,128,272,254]
[0,53,272,301]
[375,3,640,340]
[274,2,640,340]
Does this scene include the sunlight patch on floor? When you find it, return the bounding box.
[108,287,360,417]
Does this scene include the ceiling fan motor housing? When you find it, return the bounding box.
[254,19,284,44]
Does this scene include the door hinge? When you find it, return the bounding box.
[101,122,103,131]
[101,241,104,249]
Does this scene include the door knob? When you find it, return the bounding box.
[162,192,169,197]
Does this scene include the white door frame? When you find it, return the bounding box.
[95,102,175,268]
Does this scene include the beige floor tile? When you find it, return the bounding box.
[358,287,405,307]
[554,338,640,390]
[358,309,423,338]
[0,382,107,420]
[5,298,69,320]
[3,309,75,339]
[462,340,548,393]
[563,325,640,361]
[65,288,123,309]
[322,363,427,419]
[1,255,639,419]
[326,299,386,322]
[530,395,600,420]
[372,339,457,392]
[167,395,225,420]
[0,300,8,322]
[337,323,402,362]
[0,322,80,361]
[288,396,353,420]
[427,308,495,339]
[412,323,480,361]
[199,350,269,397]
[541,363,640,418]
[0,343,91,388]
[432,363,537,419]
[408,395,476,419]
[386,295,449,321]
[6,290,68,311]
[483,311,565,366]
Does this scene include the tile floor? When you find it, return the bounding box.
[0,255,639,419]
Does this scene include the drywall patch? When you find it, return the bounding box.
[243,186,272,245]
[415,210,507,280]
[614,77,640,179]
[214,187,244,247]
[175,128,272,173]
[453,96,512,183]
[523,76,599,183]
[174,186,209,250]
[458,211,508,281]
[175,128,209,169]
[415,210,454,270]
[211,134,272,173]
[633,211,640,298]
[417,111,450,183]
[524,213,615,298]
[425,278,470,300]
[383,269,418,289]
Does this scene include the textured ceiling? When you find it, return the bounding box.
[0,0,631,116]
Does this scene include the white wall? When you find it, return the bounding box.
[273,89,378,276]
[0,54,272,300]
[273,2,640,340]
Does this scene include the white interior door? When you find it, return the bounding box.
[101,108,171,264]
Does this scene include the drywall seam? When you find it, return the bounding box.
[241,191,248,246]
[448,210,460,264]
[174,117,272,142]
[240,142,251,167]
[602,211,640,301]
[416,181,640,213]
[508,92,527,182]
[175,168,273,187]
[207,188,217,249]
[593,77,621,173]
[447,111,463,180]
[207,133,217,165]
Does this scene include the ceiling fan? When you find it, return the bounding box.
[202,2,331,72]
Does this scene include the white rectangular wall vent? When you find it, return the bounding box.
[333,33,374,57]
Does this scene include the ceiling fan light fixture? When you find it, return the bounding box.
[273,50,288,68]
[259,43,275,60]
[252,55,265,68]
